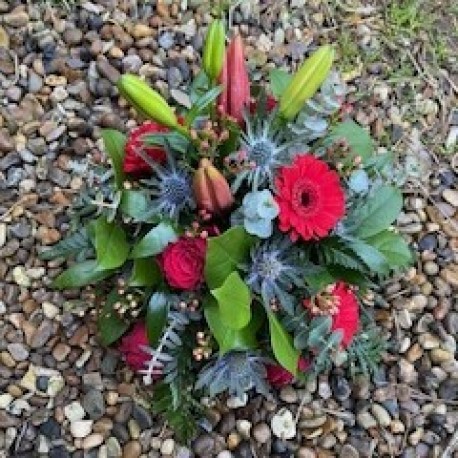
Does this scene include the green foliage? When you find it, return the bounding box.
[269,69,292,99]
[317,238,366,272]
[267,312,300,376]
[203,296,261,354]
[144,132,189,155]
[204,226,254,289]
[52,260,113,289]
[129,258,161,287]
[91,216,130,270]
[185,86,223,126]
[146,293,169,347]
[120,190,150,221]
[39,228,93,262]
[211,271,251,330]
[101,129,126,189]
[346,185,403,238]
[130,223,177,259]
[97,290,130,346]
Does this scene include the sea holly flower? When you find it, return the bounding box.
[245,237,304,314]
[218,34,250,125]
[123,121,168,175]
[275,154,345,242]
[233,190,279,238]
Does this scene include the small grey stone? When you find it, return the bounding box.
[340,444,360,458]
[9,222,31,239]
[96,58,120,84]
[82,389,106,420]
[48,167,71,187]
[193,434,215,456]
[28,71,44,93]
[30,320,53,348]
[438,379,458,401]
[7,342,29,361]
[63,28,83,45]
[158,32,175,50]
[122,55,142,73]
[417,233,437,251]
[112,423,129,444]
[331,375,351,401]
[6,167,25,187]
[82,372,104,391]
[132,404,153,429]
[167,67,183,88]
[39,418,61,440]
[101,351,119,375]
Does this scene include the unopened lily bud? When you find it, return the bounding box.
[193,158,234,214]
[279,45,334,120]
[117,74,179,129]
[203,19,226,81]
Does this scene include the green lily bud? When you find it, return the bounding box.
[117,74,178,129]
[279,45,334,120]
[203,19,226,81]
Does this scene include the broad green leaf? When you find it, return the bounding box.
[347,186,403,238]
[268,312,300,376]
[366,230,413,271]
[269,69,292,99]
[53,260,113,289]
[211,271,251,330]
[91,216,130,270]
[146,293,169,347]
[205,226,254,289]
[346,239,388,273]
[129,258,161,287]
[325,120,373,163]
[120,190,149,221]
[101,129,126,189]
[203,296,260,354]
[185,86,223,126]
[130,223,177,259]
[98,290,130,346]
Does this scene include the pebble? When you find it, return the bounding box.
[122,441,141,458]
[82,433,104,450]
[371,404,391,427]
[7,342,29,361]
[83,389,106,420]
[271,408,296,439]
[442,189,458,207]
[30,321,54,348]
[193,434,215,456]
[70,420,94,438]
[340,444,360,458]
[161,438,175,455]
[64,401,86,422]
[252,422,271,444]
[279,386,298,403]
[356,411,377,429]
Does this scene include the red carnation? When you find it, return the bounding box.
[118,322,150,371]
[331,282,359,347]
[266,357,310,388]
[158,236,207,290]
[274,154,345,242]
[123,121,168,175]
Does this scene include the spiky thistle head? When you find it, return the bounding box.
[195,351,271,399]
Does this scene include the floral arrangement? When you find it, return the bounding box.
[42,17,412,441]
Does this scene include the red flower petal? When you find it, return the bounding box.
[331,282,360,347]
[118,322,150,371]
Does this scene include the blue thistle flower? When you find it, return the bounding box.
[245,237,305,314]
[195,351,270,399]
[141,154,194,219]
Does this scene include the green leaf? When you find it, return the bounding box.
[211,271,251,330]
[347,186,403,238]
[267,312,300,376]
[129,258,161,287]
[203,296,260,354]
[346,239,388,273]
[53,260,113,289]
[101,129,126,189]
[189,70,210,103]
[205,226,254,289]
[39,228,93,261]
[325,120,373,163]
[91,216,130,270]
[146,293,169,347]
[269,69,292,99]
[185,86,223,126]
[366,230,413,271]
[120,190,149,221]
[304,267,335,292]
[130,223,177,259]
[307,316,332,348]
[98,290,130,346]
[144,132,189,155]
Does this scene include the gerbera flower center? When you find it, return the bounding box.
[292,180,320,216]
[249,140,276,167]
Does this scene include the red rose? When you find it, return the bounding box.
[158,237,207,290]
[118,322,150,371]
[266,357,310,388]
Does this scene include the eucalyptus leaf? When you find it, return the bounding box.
[267,312,299,376]
[131,223,177,259]
[211,271,251,330]
[101,129,126,189]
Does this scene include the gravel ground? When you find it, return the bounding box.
[0,1,457,457]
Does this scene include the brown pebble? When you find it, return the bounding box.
[123,441,141,458]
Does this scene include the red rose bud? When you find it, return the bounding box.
[217,34,250,125]
[266,357,310,388]
[118,322,151,372]
[193,158,234,214]
[123,121,168,175]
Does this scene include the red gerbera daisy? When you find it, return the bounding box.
[274,154,345,242]
[123,121,168,175]
[331,282,359,347]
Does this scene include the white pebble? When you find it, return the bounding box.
[42,301,60,319]
[160,438,175,455]
[226,393,248,409]
[236,419,252,439]
[64,401,86,422]
[271,408,296,440]
[70,420,93,438]
[0,393,13,409]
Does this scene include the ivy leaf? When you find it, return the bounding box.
[129,258,161,287]
[98,290,129,346]
[269,69,292,99]
[130,223,177,259]
[53,260,113,289]
[203,296,260,354]
[120,190,149,221]
[205,226,254,289]
[91,216,130,270]
[366,230,413,271]
[325,120,373,163]
[146,293,169,347]
[347,186,403,238]
[211,271,251,330]
[268,312,299,376]
[101,129,126,189]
